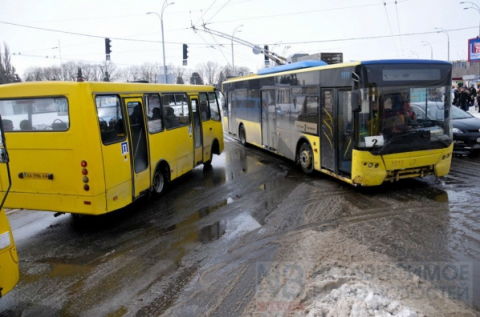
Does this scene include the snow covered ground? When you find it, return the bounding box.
[245,228,476,317]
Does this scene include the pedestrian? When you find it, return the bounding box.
[476,86,480,112]
[458,87,469,112]
[453,86,459,106]
[469,85,477,110]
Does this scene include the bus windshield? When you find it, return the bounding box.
[355,63,452,154]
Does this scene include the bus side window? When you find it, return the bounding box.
[146,94,163,133]
[208,92,221,121]
[165,106,179,128]
[199,93,210,121]
[96,95,125,144]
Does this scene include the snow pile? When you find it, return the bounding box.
[306,282,418,317]
[244,228,477,317]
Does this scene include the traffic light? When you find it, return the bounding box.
[105,38,112,55]
[183,44,189,60]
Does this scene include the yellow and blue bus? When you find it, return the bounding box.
[222,59,453,186]
[0,116,19,298]
[0,81,224,215]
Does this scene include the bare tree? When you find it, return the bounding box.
[170,64,188,84]
[115,68,132,82]
[197,61,220,85]
[236,66,251,77]
[0,43,19,84]
[24,67,45,81]
[23,61,120,82]
[137,62,160,83]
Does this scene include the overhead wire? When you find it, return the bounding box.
[209,0,410,25]
[204,0,232,25]
[382,0,399,57]
[193,0,217,27]
[394,0,404,57]
[1,19,476,48]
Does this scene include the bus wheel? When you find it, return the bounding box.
[299,143,314,174]
[239,125,247,146]
[204,152,212,166]
[152,168,166,195]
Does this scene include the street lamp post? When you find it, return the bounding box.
[231,25,243,76]
[422,41,433,59]
[147,0,174,84]
[52,40,64,80]
[410,50,419,59]
[460,1,480,36]
[435,27,450,61]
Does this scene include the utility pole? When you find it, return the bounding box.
[147,0,175,84]
[422,41,433,59]
[231,25,243,75]
[461,1,480,36]
[434,28,450,61]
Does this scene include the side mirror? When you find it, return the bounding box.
[351,91,361,112]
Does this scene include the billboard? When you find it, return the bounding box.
[468,37,480,62]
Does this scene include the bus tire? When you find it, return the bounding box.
[203,152,212,166]
[239,125,247,146]
[299,143,314,174]
[152,168,167,196]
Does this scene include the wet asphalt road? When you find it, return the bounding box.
[1,136,480,316]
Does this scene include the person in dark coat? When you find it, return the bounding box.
[458,87,469,111]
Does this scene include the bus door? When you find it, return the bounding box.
[227,92,236,135]
[320,89,336,172]
[190,97,203,165]
[124,98,150,197]
[320,89,353,175]
[337,89,353,175]
[261,89,276,149]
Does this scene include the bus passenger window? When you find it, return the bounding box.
[96,95,125,144]
[146,94,163,134]
[208,92,221,121]
[199,93,211,121]
[164,107,179,128]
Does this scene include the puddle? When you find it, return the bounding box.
[175,198,229,231]
[198,221,226,244]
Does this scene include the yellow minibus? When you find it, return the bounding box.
[0,116,19,297]
[0,81,224,215]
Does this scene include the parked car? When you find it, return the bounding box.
[409,102,480,155]
[451,106,480,155]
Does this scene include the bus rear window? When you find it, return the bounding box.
[0,97,70,131]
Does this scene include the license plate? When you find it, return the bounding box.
[22,172,51,179]
[477,138,480,142]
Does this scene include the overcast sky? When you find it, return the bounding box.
[1,0,479,78]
